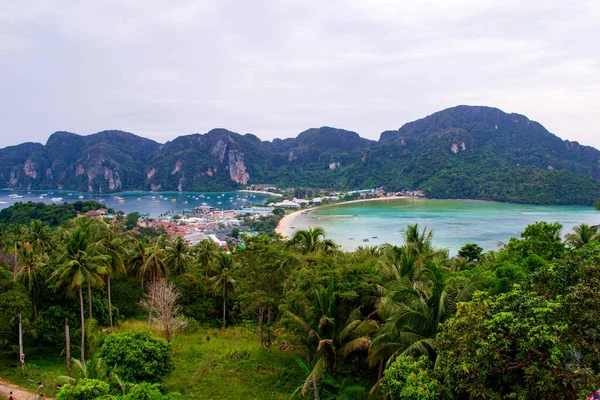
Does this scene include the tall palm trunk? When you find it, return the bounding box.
[65,318,71,377]
[222,298,227,329]
[147,272,155,326]
[79,286,86,364]
[13,242,18,278]
[18,313,24,376]
[87,283,93,320]
[32,300,38,322]
[13,253,24,376]
[107,276,113,330]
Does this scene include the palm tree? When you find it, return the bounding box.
[210,253,239,328]
[193,239,219,278]
[17,242,46,321]
[98,221,128,330]
[403,224,434,255]
[166,237,193,276]
[137,237,168,325]
[288,227,337,254]
[369,263,484,374]
[282,283,377,397]
[26,219,52,252]
[7,224,25,278]
[50,226,108,363]
[565,224,600,249]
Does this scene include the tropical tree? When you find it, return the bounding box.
[369,263,484,373]
[7,224,25,278]
[288,227,337,254]
[403,224,434,255]
[193,239,220,278]
[137,237,168,325]
[26,219,52,252]
[98,221,128,329]
[210,253,239,328]
[282,283,377,397]
[565,223,600,249]
[50,225,109,363]
[17,242,46,320]
[165,236,193,276]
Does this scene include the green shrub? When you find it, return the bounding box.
[56,378,110,400]
[381,356,443,400]
[116,383,178,399]
[98,330,174,383]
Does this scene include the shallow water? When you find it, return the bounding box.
[0,190,271,218]
[287,198,600,254]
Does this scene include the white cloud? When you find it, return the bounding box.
[0,0,598,148]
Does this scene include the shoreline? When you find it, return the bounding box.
[237,189,282,197]
[275,195,410,239]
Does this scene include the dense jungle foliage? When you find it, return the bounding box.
[1,202,600,399]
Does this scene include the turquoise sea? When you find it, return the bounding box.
[287,198,600,254]
[0,190,272,218]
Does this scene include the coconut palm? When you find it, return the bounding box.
[17,242,46,321]
[26,219,52,252]
[193,239,220,278]
[210,253,239,328]
[7,224,25,278]
[369,263,484,374]
[98,221,128,330]
[403,224,434,255]
[565,224,600,249]
[288,227,337,254]
[166,236,193,276]
[282,283,377,397]
[50,226,109,363]
[137,237,168,325]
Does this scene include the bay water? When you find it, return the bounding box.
[0,190,272,218]
[288,198,600,254]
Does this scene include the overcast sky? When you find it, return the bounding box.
[1,0,599,148]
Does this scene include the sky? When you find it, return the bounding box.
[1,0,599,148]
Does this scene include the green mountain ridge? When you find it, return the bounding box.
[1,105,599,205]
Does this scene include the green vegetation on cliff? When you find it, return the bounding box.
[1,106,599,205]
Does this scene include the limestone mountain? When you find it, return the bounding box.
[1,106,599,205]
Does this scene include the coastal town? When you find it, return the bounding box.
[114,187,427,248]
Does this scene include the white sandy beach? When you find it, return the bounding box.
[238,189,282,197]
[275,195,409,239]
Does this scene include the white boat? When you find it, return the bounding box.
[51,197,63,202]
[78,196,84,199]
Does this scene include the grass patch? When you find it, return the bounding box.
[1,322,304,399]
[0,350,64,397]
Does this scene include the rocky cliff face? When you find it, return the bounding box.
[0,106,599,205]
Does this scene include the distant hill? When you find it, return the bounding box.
[1,106,599,205]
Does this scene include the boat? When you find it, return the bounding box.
[363,238,370,242]
[78,196,84,199]
[51,197,63,202]
[8,194,23,199]
[183,201,188,205]
[154,201,160,204]
[217,201,222,205]
[119,199,125,204]
[137,198,142,201]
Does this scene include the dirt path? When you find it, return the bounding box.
[0,378,53,400]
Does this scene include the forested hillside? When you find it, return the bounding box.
[2,205,600,398]
[1,106,599,205]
